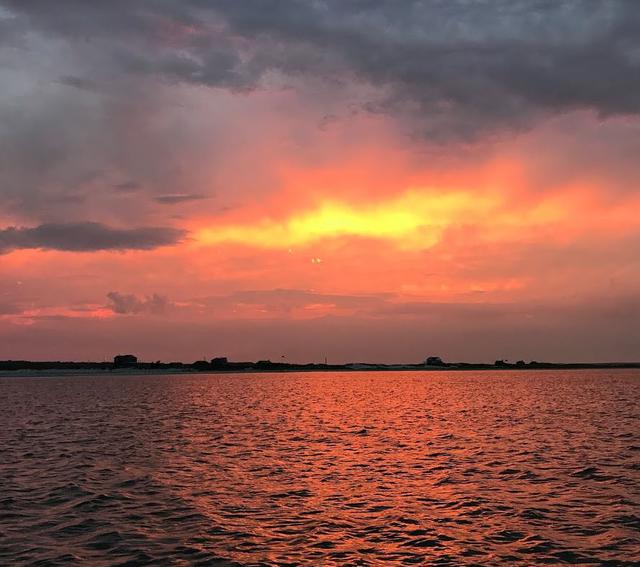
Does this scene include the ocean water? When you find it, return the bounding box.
[1,370,639,566]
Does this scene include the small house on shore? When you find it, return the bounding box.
[114,354,138,367]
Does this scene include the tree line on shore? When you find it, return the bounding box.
[1,355,638,372]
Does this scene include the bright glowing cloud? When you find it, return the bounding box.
[196,190,500,249]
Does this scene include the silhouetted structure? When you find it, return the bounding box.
[424,356,445,366]
[211,357,228,368]
[114,354,138,367]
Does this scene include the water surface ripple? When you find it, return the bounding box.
[1,370,639,565]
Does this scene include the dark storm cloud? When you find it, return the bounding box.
[4,0,640,136]
[0,222,186,253]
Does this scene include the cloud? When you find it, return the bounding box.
[113,181,142,193]
[213,1,640,138]
[106,291,171,315]
[5,1,640,139]
[57,75,99,92]
[0,222,186,253]
[154,193,206,205]
[0,301,21,315]
[228,288,390,314]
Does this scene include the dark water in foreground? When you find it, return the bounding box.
[1,370,639,566]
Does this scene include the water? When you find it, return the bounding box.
[1,370,639,566]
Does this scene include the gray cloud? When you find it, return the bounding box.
[210,0,640,138]
[107,291,171,315]
[113,181,142,193]
[154,193,207,205]
[57,75,99,92]
[4,0,640,139]
[0,222,186,253]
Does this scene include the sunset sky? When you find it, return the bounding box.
[1,1,640,363]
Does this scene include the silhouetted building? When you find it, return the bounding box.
[424,356,444,366]
[114,354,137,367]
[211,357,228,368]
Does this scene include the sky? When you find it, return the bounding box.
[1,0,640,363]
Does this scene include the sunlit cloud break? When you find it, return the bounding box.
[197,190,500,249]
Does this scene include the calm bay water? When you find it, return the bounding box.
[1,370,639,566]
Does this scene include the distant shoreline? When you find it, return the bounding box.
[1,360,639,378]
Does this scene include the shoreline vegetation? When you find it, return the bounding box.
[1,356,639,377]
